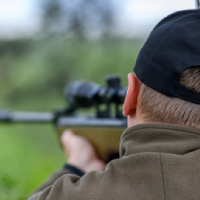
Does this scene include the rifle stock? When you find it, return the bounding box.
[56,115,127,161]
[0,111,127,162]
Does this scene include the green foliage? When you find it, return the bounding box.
[0,37,143,109]
[0,37,144,199]
[0,124,65,199]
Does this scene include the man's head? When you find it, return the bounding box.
[123,9,200,129]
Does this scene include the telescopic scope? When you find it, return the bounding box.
[64,76,127,109]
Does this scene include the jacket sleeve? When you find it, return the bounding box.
[28,165,85,199]
[27,170,103,200]
[31,169,72,195]
[26,159,126,200]
[26,161,116,200]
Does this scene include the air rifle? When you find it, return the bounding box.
[0,76,127,162]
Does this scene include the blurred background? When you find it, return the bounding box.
[0,0,196,199]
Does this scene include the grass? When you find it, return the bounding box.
[0,37,144,199]
[0,124,65,199]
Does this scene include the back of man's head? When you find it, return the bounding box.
[134,9,200,129]
[139,67,200,129]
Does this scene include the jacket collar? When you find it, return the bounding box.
[120,123,200,158]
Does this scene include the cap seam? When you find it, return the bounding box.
[173,58,200,73]
[173,58,200,96]
[175,93,200,105]
[141,16,200,81]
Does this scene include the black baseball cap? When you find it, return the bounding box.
[134,9,200,104]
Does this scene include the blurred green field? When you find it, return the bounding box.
[0,37,144,199]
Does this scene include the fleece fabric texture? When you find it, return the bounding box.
[28,123,200,200]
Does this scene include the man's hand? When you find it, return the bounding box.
[61,130,106,173]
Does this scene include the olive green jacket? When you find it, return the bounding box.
[28,123,200,200]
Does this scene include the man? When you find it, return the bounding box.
[28,9,200,200]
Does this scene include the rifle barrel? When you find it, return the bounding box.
[0,111,127,128]
[57,116,127,128]
[0,111,53,123]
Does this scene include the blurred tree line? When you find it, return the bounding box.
[42,0,116,38]
[0,0,143,111]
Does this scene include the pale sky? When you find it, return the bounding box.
[0,0,41,38]
[116,0,196,37]
[0,0,197,39]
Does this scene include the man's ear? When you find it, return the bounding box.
[123,73,140,117]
